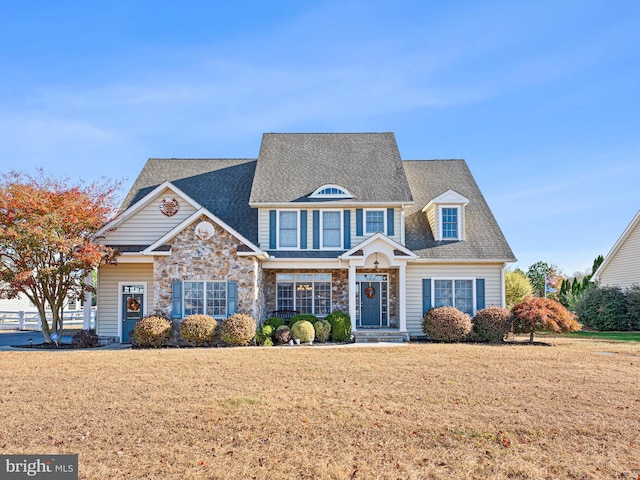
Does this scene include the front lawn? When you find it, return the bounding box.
[562,330,640,342]
[0,338,638,479]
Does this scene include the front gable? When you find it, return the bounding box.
[95,182,201,246]
[341,232,417,268]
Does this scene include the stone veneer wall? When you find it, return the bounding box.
[153,217,263,319]
[263,269,349,318]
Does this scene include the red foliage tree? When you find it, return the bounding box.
[0,169,120,343]
[511,296,581,343]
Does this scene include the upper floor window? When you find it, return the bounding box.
[310,184,353,199]
[321,211,342,248]
[365,209,385,234]
[278,211,298,248]
[441,207,459,239]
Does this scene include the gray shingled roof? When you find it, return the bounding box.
[249,133,413,204]
[121,158,258,244]
[403,160,516,261]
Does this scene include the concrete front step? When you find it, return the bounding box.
[353,330,409,343]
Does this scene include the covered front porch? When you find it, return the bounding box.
[340,233,417,342]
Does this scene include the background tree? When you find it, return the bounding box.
[511,297,581,343]
[0,170,120,343]
[526,261,560,297]
[505,269,532,308]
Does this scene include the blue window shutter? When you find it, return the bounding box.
[387,208,395,236]
[476,278,485,310]
[422,279,432,314]
[300,210,308,249]
[269,210,276,249]
[343,210,351,249]
[312,210,320,249]
[356,209,363,236]
[227,281,237,316]
[171,281,182,319]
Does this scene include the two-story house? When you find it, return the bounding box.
[93,133,515,342]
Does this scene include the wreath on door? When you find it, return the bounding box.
[365,285,375,298]
[127,297,140,312]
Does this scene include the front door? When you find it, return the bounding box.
[122,285,144,343]
[360,282,381,326]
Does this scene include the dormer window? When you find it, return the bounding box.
[310,184,353,199]
[441,207,459,239]
[422,190,469,241]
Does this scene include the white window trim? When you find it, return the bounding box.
[320,209,343,250]
[432,277,476,315]
[276,209,300,250]
[364,208,387,235]
[310,184,353,199]
[275,273,332,316]
[439,205,462,241]
[182,280,229,319]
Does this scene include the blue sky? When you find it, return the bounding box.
[1,0,639,276]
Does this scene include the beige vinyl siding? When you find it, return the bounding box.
[258,208,270,249]
[598,221,640,290]
[96,263,153,339]
[102,188,197,245]
[405,263,504,337]
[426,205,436,239]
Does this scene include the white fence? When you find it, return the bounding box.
[0,309,96,331]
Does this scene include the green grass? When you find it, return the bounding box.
[563,330,640,342]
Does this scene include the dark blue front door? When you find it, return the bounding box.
[122,286,144,343]
[360,282,381,326]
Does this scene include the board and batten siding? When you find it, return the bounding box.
[96,263,153,339]
[405,263,504,337]
[102,188,197,245]
[258,207,402,251]
[598,220,640,290]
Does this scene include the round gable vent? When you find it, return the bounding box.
[159,197,180,216]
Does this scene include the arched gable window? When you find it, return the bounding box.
[309,184,353,199]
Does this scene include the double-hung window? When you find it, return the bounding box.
[365,209,385,234]
[278,211,298,248]
[183,281,227,317]
[322,211,341,248]
[441,207,459,239]
[434,279,473,315]
[276,273,331,315]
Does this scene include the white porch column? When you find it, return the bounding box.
[348,263,357,332]
[83,272,93,329]
[398,264,407,333]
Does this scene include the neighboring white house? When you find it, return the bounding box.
[93,133,516,342]
[592,209,640,290]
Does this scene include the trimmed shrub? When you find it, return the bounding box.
[575,286,629,331]
[422,307,472,343]
[290,320,315,343]
[256,324,275,345]
[180,314,218,346]
[313,319,331,342]
[290,314,318,326]
[132,316,173,348]
[274,325,291,344]
[472,307,512,343]
[626,284,640,330]
[262,337,274,347]
[72,329,100,348]
[220,313,256,346]
[264,317,285,330]
[512,297,581,342]
[326,310,351,342]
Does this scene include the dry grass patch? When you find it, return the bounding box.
[0,338,638,479]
